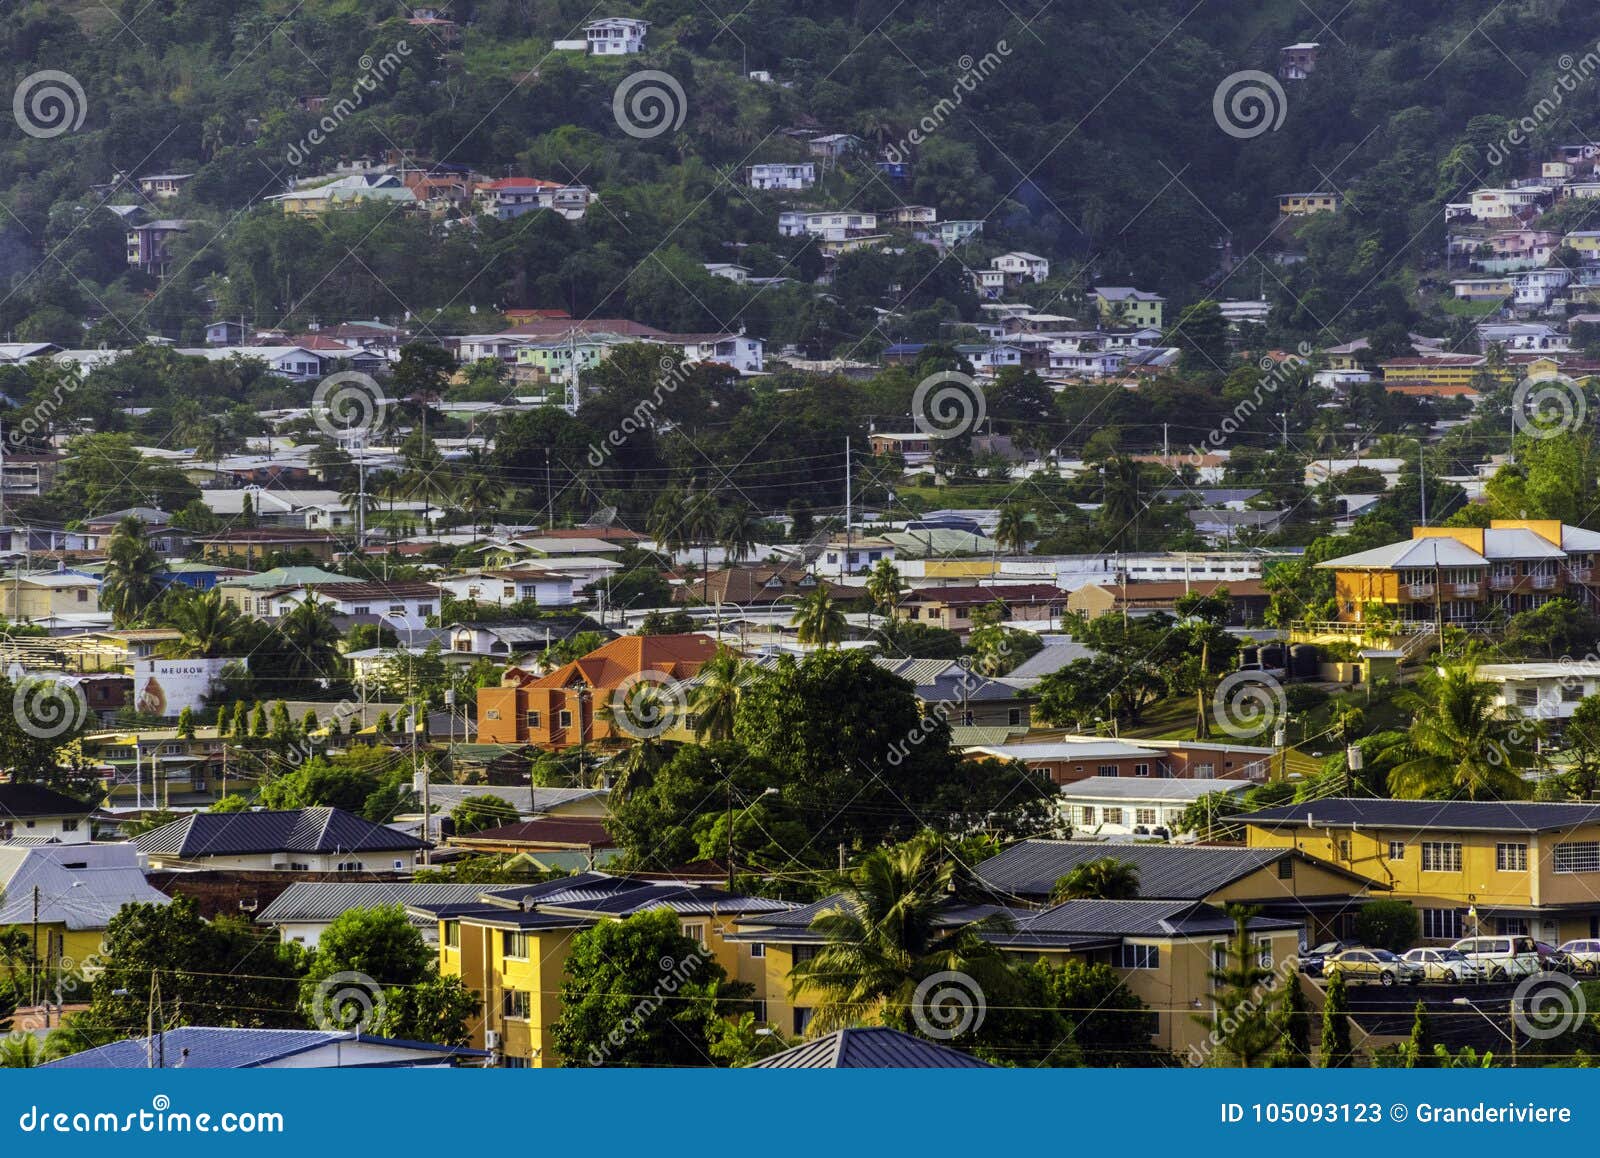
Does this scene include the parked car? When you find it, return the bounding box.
[1554,939,1600,976]
[1535,941,1562,969]
[1324,948,1424,986]
[1450,935,1542,980]
[1298,940,1358,977]
[1400,947,1483,983]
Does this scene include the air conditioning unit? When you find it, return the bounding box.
[485,1030,501,1049]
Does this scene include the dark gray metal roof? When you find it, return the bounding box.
[43,1027,488,1069]
[1243,798,1600,833]
[0,783,93,819]
[751,1026,994,1069]
[974,840,1294,900]
[135,807,430,859]
[999,899,1302,943]
[256,881,531,925]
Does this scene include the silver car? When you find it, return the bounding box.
[1325,948,1425,986]
[1401,947,1483,983]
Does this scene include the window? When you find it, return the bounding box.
[389,604,405,616]
[1387,841,1406,861]
[1516,688,1539,708]
[1133,763,1150,777]
[792,945,818,965]
[682,922,707,945]
[1276,858,1294,880]
[1422,909,1463,940]
[749,942,765,958]
[1136,808,1157,826]
[1008,709,1022,726]
[417,604,432,618]
[558,710,573,728]
[792,1008,814,1035]
[1080,806,1095,825]
[335,860,364,872]
[501,1055,531,1069]
[1496,842,1528,872]
[1555,841,1600,873]
[1193,762,1215,778]
[1562,684,1585,703]
[1103,808,1124,826]
[525,711,541,729]
[1421,842,1463,872]
[501,990,531,1020]
[443,922,460,949]
[1097,764,1118,777]
[1495,917,1530,936]
[61,818,78,833]
[352,605,370,616]
[1117,944,1158,969]
[503,931,530,959]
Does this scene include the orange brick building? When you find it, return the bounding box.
[476,633,719,748]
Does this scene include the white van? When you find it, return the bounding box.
[1450,935,1541,980]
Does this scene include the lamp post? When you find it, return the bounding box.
[379,611,426,864]
[1452,995,1518,1066]
[726,785,779,891]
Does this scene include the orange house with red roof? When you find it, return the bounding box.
[476,633,719,748]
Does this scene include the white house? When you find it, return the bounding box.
[777,210,878,240]
[265,580,440,632]
[703,263,750,283]
[992,251,1050,284]
[1473,661,1600,723]
[1056,776,1255,837]
[581,17,647,54]
[134,807,430,872]
[176,345,329,381]
[0,784,94,844]
[935,220,984,246]
[670,332,765,374]
[815,536,895,578]
[747,163,816,191]
[1048,347,1127,378]
[433,569,580,608]
[1469,187,1555,220]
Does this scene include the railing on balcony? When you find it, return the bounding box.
[1453,582,1481,598]
[1531,573,1557,591]
[1568,566,1593,584]
[1490,574,1516,591]
[1408,582,1435,598]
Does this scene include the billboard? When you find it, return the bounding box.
[132,657,234,718]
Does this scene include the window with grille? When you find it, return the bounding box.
[1117,944,1158,969]
[1388,841,1405,860]
[1496,843,1528,872]
[1136,808,1157,826]
[1555,841,1600,873]
[1421,909,1463,940]
[501,990,530,1019]
[1421,842,1462,872]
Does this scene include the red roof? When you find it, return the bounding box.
[903,584,1066,607]
[479,177,560,190]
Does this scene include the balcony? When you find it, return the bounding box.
[1531,573,1557,591]
[1568,566,1593,584]
[1452,582,1481,598]
[1489,574,1516,591]
[1408,582,1435,599]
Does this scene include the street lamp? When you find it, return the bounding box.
[379,611,427,865]
[1452,995,1518,1066]
[726,785,779,891]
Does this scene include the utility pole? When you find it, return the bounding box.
[726,786,736,892]
[30,884,38,1008]
[1419,442,1428,527]
[843,437,852,566]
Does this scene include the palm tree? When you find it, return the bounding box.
[789,836,1012,1036]
[274,596,345,686]
[684,489,722,604]
[1101,456,1144,549]
[159,588,247,658]
[865,559,906,619]
[791,587,845,648]
[101,517,164,626]
[1385,664,1536,800]
[1051,857,1141,902]
[995,504,1031,555]
[689,647,759,742]
[604,733,673,800]
[720,503,759,566]
[455,471,505,532]
[649,486,691,559]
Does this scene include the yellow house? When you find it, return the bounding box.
[1278,191,1340,216]
[0,843,172,986]
[418,875,793,1067]
[1243,798,1600,946]
[0,572,101,620]
[731,893,1306,1061]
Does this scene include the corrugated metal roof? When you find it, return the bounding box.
[974,839,1292,900]
[135,808,429,859]
[43,1027,487,1069]
[1243,797,1600,833]
[752,1027,993,1068]
[256,881,532,925]
[0,844,170,929]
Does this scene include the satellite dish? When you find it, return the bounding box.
[581,506,618,528]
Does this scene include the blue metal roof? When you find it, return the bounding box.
[43,1028,488,1069]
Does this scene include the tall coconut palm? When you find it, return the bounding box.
[720,503,759,566]
[101,517,164,626]
[789,836,1012,1036]
[648,487,691,558]
[791,587,845,648]
[684,489,722,604]
[1050,857,1141,902]
[865,559,906,619]
[994,504,1031,555]
[159,588,247,658]
[689,647,759,742]
[455,471,505,532]
[273,595,345,685]
[1385,664,1537,800]
[1101,455,1144,549]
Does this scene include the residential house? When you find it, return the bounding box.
[1277,191,1340,216]
[135,807,430,872]
[968,736,1277,787]
[746,163,816,190]
[1052,777,1255,837]
[192,528,340,564]
[1090,287,1165,329]
[806,133,862,160]
[245,579,440,631]
[669,563,835,607]
[1469,187,1555,221]
[45,1028,487,1069]
[1316,520,1600,624]
[434,569,580,609]
[257,881,537,948]
[580,16,647,53]
[885,205,938,228]
[1243,798,1600,944]
[1277,42,1319,79]
[0,572,101,622]
[0,844,171,978]
[991,251,1050,284]
[870,656,1032,729]
[1065,578,1266,624]
[868,431,934,464]
[935,219,984,246]
[125,219,192,277]
[269,173,417,215]
[473,177,561,220]
[895,584,1067,633]
[814,536,896,578]
[753,1027,991,1068]
[778,210,879,240]
[417,875,792,1066]
[1469,661,1600,725]
[703,263,750,283]
[447,616,614,660]
[476,633,718,748]
[176,345,331,380]
[138,173,192,199]
[0,783,94,844]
